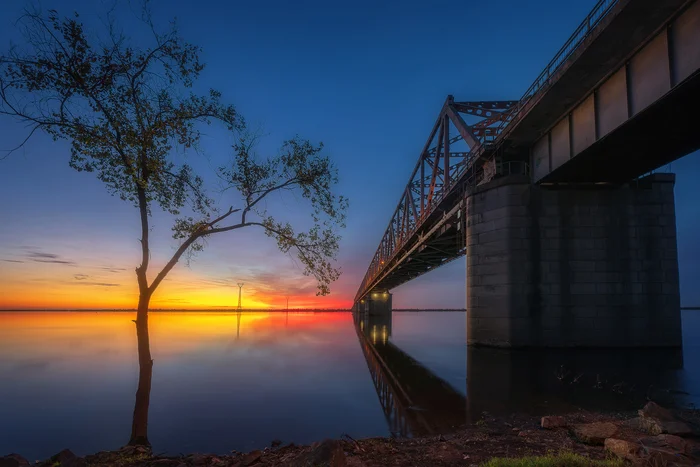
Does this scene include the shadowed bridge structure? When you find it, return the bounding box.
[354,0,700,347]
[354,312,467,437]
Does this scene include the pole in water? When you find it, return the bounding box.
[237,282,244,310]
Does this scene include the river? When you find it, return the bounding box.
[0,310,698,461]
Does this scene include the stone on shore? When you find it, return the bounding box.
[570,422,617,445]
[605,434,698,465]
[37,449,84,467]
[632,401,695,436]
[604,438,640,460]
[239,450,262,466]
[540,416,567,429]
[640,401,675,420]
[0,454,30,467]
[644,434,689,454]
[293,439,346,467]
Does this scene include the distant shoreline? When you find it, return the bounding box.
[2,307,698,312]
[0,308,468,312]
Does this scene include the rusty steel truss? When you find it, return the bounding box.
[354,97,517,303]
[353,0,622,304]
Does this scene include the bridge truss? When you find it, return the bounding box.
[354,98,516,302]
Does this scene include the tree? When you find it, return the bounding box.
[0,6,347,446]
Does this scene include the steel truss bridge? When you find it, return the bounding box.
[355,0,700,303]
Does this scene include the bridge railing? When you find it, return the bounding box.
[496,0,619,137]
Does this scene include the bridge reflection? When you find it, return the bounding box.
[354,312,467,437]
[355,311,690,438]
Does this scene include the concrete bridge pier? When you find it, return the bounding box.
[354,290,392,315]
[466,173,682,348]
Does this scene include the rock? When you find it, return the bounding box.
[606,434,695,465]
[293,439,346,467]
[0,454,30,467]
[604,438,641,460]
[517,431,527,437]
[135,445,151,455]
[241,450,262,466]
[189,454,210,466]
[634,401,697,437]
[40,449,84,467]
[271,439,282,448]
[640,401,676,421]
[571,422,618,445]
[645,447,693,466]
[650,434,688,453]
[629,415,694,436]
[541,416,567,429]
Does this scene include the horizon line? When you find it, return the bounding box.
[0,307,469,312]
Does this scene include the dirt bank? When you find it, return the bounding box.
[3,404,700,466]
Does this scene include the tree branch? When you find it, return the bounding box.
[241,177,299,223]
[149,220,247,294]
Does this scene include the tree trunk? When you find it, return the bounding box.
[129,292,153,446]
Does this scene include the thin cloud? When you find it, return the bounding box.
[74,274,89,280]
[23,249,76,266]
[32,259,75,264]
[72,281,120,287]
[100,267,127,273]
[1,259,24,263]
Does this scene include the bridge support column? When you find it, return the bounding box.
[466,173,681,348]
[355,291,392,315]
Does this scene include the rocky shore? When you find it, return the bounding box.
[3,402,700,467]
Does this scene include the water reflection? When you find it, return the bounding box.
[466,346,686,416]
[356,311,696,436]
[353,312,467,436]
[0,310,698,461]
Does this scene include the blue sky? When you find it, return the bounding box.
[0,0,698,308]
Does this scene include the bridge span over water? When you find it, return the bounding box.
[353,0,700,347]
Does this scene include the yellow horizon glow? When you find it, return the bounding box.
[0,263,350,310]
[0,271,349,310]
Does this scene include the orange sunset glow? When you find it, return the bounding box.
[0,311,353,358]
[0,247,352,310]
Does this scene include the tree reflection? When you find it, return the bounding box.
[129,315,154,446]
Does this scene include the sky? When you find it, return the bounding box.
[0,0,698,310]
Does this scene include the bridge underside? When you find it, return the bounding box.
[541,70,700,184]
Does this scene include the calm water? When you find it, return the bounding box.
[1,310,699,460]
